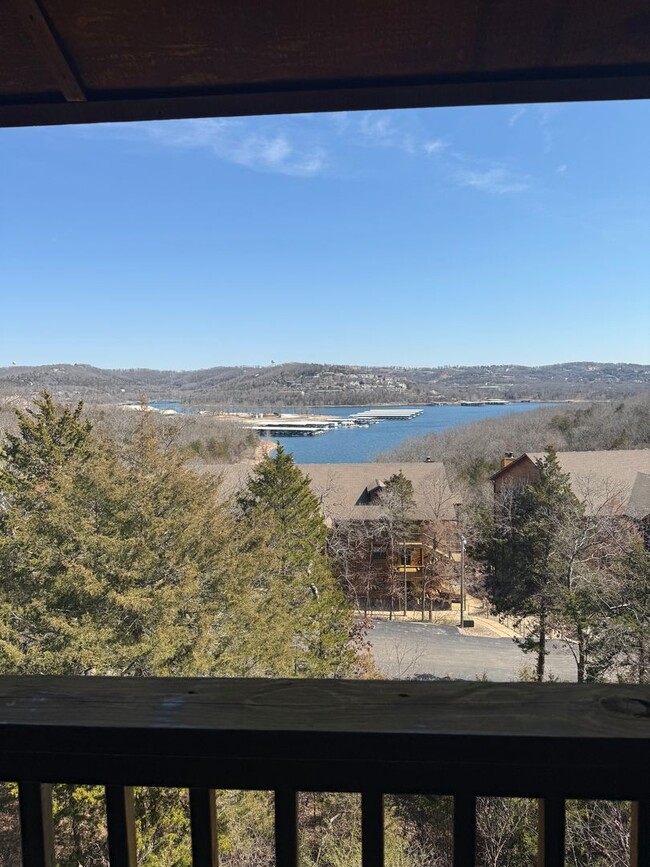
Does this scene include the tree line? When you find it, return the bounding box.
[380,391,650,483]
[0,394,362,864]
[2,360,649,406]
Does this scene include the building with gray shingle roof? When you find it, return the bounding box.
[200,461,460,522]
[296,463,460,523]
[491,449,650,520]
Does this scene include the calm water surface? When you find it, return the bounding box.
[271,403,551,463]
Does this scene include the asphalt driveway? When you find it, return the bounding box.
[368,620,577,682]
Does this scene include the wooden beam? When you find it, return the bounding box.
[274,789,298,867]
[189,788,219,867]
[630,801,649,867]
[9,0,85,102]
[105,785,137,867]
[453,795,476,867]
[537,798,565,867]
[18,783,55,867]
[361,792,384,867]
[1,67,650,129]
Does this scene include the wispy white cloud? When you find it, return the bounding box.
[536,104,564,152]
[456,166,531,194]
[357,111,415,153]
[508,106,526,127]
[423,139,447,156]
[325,111,352,133]
[96,112,530,193]
[105,118,327,177]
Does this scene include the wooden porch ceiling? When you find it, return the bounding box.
[2,0,650,129]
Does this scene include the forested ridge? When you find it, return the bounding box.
[380,391,650,483]
[1,359,648,406]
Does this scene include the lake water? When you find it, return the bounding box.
[271,403,551,463]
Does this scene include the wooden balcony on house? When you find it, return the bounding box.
[0,676,648,866]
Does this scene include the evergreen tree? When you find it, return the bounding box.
[379,471,417,615]
[0,404,362,863]
[237,445,358,676]
[475,447,584,681]
[0,391,92,495]
[0,407,232,676]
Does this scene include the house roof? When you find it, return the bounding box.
[2,1,650,129]
[621,471,650,521]
[493,449,650,518]
[199,461,460,522]
[297,463,460,522]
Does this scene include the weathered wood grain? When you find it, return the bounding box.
[0,678,648,800]
[2,1,650,127]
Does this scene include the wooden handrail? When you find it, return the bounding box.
[0,678,648,798]
[0,677,648,866]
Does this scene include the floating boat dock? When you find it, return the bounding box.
[350,408,423,420]
[244,407,423,437]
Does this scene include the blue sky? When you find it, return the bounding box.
[1,100,648,370]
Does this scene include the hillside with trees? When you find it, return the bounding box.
[0,395,363,864]
[0,395,644,865]
[1,360,648,406]
[379,391,650,483]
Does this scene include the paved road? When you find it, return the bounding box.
[368,620,577,682]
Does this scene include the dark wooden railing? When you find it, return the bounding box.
[1,676,649,866]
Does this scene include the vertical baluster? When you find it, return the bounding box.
[630,801,649,867]
[189,788,219,866]
[18,782,55,867]
[361,791,384,867]
[537,798,565,867]
[105,785,137,867]
[453,795,476,867]
[275,789,298,867]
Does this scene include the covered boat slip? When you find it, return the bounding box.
[2,0,650,129]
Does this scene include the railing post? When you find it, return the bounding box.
[537,798,565,867]
[361,791,384,867]
[18,782,55,867]
[105,785,137,867]
[630,801,649,867]
[189,788,219,866]
[275,788,298,867]
[453,794,476,867]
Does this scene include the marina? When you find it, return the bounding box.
[246,407,424,437]
[267,403,551,463]
[147,400,552,462]
[350,408,424,420]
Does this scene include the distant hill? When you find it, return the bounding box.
[0,361,648,407]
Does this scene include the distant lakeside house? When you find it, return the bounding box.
[206,460,463,613]
[490,449,650,543]
[298,463,462,614]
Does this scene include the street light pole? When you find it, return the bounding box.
[403,543,408,617]
[459,535,467,628]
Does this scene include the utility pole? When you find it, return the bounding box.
[459,535,467,628]
[403,542,408,617]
